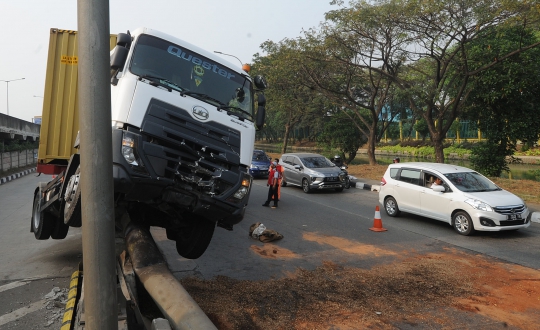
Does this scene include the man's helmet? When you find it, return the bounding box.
[334,155,341,162]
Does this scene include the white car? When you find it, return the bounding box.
[378,162,531,235]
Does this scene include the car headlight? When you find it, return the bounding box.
[250,164,259,169]
[464,199,493,212]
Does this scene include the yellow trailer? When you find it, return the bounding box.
[37,28,116,174]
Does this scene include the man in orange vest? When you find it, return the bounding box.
[274,158,285,200]
[262,163,280,208]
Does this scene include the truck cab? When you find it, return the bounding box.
[32,27,267,259]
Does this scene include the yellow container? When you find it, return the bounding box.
[38,28,117,168]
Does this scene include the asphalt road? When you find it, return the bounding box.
[0,173,539,328]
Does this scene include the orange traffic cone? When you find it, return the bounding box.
[369,205,387,232]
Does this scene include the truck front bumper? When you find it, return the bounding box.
[111,128,250,226]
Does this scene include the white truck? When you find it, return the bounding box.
[32,27,267,259]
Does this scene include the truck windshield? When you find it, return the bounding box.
[129,34,254,118]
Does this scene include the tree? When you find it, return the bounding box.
[314,0,540,163]
[299,0,406,165]
[465,26,540,176]
[252,40,322,154]
[317,110,366,163]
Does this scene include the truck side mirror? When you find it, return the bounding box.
[253,75,268,90]
[116,32,132,48]
[111,46,129,72]
[256,94,266,130]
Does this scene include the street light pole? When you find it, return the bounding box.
[0,78,25,116]
[213,51,243,67]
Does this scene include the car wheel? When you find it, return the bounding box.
[345,177,351,189]
[452,211,475,236]
[302,178,311,193]
[384,197,400,217]
[174,217,216,259]
[32,189,53,240]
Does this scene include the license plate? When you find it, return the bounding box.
[507,214,522,220]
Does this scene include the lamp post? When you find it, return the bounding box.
[213,51,250,73]
[0,78,25,116]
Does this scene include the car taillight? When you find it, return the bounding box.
[381,177,387,186]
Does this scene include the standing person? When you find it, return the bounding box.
[262,163,280,208]
[274,158,285,200]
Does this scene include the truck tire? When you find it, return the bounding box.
[64,167,82,227]
[32,189,53,240]
[174,217,216,259]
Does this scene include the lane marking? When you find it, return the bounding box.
[0,299,47,326]
[0,281,30,293]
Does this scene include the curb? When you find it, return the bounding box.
[532,212,540,224]
[351,181,380,192]
[0,167,37,185]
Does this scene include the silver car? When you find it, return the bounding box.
[279,153,346,193]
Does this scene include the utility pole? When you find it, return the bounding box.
[77,0,117,329]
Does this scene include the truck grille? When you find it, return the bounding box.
[139,99,242,196]
[493,205,526,215]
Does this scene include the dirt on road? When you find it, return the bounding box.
[180,235,540,329]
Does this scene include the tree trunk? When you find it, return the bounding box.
[433,136,445,163]
[282,125,291,154]
[367,122,377,165]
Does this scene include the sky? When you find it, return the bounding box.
[0,0,338,122]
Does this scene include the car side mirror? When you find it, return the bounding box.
[294,165,301,170]
[432,185,445,192]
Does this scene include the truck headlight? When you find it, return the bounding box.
[464,199,493,212]
[229,174,252,201]
[121,132,146,173]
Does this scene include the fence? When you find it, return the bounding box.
[0,149,38,173]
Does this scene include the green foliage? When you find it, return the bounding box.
[378,145,469,158]
[317,111,366,163]
[0,140,39,153]
[465,26,540,175]
[413,119,429,140]
[469,142,512,177]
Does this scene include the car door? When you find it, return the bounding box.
[393,168,425,216]
[289,156,303,185]
[420,172,452,222]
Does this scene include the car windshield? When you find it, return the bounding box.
[129,34,254,119]
[252,152,269,161]
[300,157,334,169]
[444,172,501,192]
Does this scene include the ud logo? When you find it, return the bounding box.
[192,106,209,120]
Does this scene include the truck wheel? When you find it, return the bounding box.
[64,168,82,227]
[32,190,53,240]
[174,218,216,259]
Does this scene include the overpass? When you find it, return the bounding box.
[0,113,40,142]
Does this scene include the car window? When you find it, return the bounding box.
[252,151,268,161]
[444,172,501,192]
[389,168,399,179]
[398,169,421,185]
[299,157,334,169]
[292,157,301,166]
[283,156,292,165]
